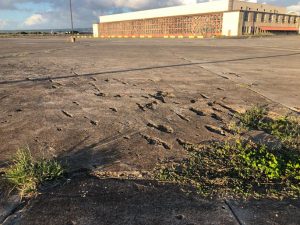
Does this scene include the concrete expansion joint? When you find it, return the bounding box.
[224,199,244,225]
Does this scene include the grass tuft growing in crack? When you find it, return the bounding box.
[2,148,64,198]
[237,105,268,130]
[156,139,300,198]
[232,106,300,149]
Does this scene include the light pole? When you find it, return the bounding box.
[69,0,75,42]
[69,0,74,36]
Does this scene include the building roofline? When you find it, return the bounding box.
[100,0,230,23]
[99,0,291,24]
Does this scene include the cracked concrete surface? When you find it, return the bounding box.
[0,36,299,224]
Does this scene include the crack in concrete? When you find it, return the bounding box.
[225,199,243,225]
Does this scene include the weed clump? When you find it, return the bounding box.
[156,140,300,198]
[156,106,300,198]
[2,148,64,197]
[260,116,300,149]
[237,106,268,130]
[233,106,300,149]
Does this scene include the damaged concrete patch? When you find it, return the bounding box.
[205,125,226,136]
[190,108,206,116]
[147,122,174,134]
[141,134,171,150]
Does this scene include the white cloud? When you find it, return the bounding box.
[287,1,300,14]
[0,19,7,28]
[24,14,47,26]
[1,0,299,29]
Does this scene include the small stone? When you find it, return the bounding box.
[90,120,98,126]
[136,103,145,111]
[95,92,107,97]
[176,214,185,220]
[200,93,209,99]
[145,101,158,110]
[72,101,80,106]
[205,125,226,136]
[157,124,174,134]
[141,95,149,99]
[62,110,73,118]
[110,107,117,112]
[142,134,171,150]
[176,113,190,122]
[90,77,97,81]
[190,107,206,116]
[211,113,223,122]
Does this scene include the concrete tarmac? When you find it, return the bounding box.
[0,36,299,224]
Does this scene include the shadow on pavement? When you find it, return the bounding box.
[3,174,237,225]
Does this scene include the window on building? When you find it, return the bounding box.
[261,13,265,22]
[242,26,246,33]
[254,13,257,22]
[244,12,249,21]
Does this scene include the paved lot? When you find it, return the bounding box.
[0,36,299,224]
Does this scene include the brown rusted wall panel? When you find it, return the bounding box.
[99,13,223,37]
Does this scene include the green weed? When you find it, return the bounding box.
[233,106,300,149]
[156,139,300,198]
[237,106,267,130]
[260,116,300,149]
[2,148,64,198]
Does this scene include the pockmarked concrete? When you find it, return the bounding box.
[0,36,299,224]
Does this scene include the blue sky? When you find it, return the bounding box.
[0,0,299,30]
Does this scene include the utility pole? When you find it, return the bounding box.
[69,0,75,42]
[69,0,74,35]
